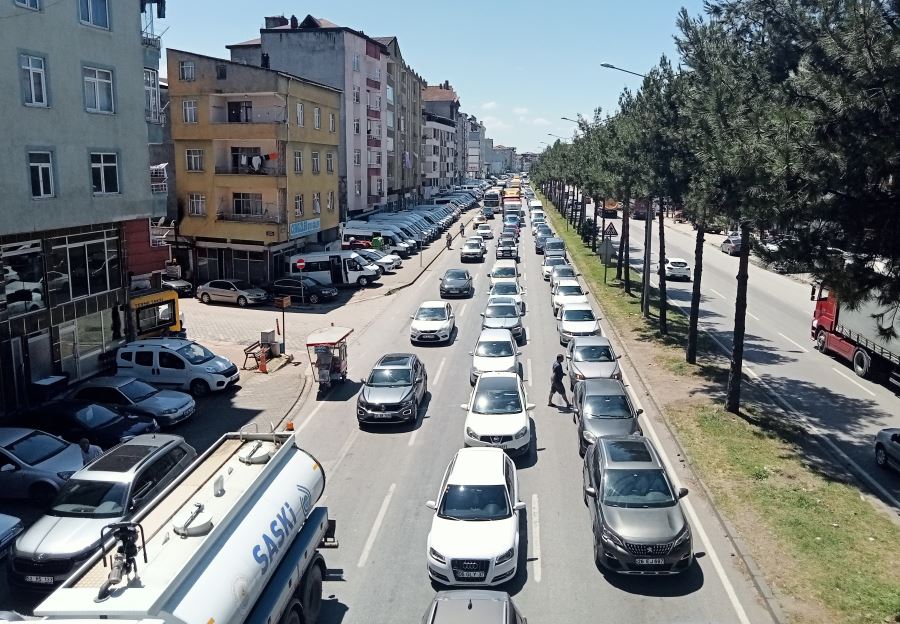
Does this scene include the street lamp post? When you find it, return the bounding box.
[600,63,647,78]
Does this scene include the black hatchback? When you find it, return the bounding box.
[269,276,339,304]
[19,400,159,449]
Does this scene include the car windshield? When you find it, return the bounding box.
[177,343,215,365]
[584,394,632,418]
[229,280,252,290]
[478,226,491,232]
[439,484,510,520]
[558,285,584,297]
[492,267,517,279]
[475,340,514,357]
[574,345,614,362]
[563,309,595,321]
[74,404,120,429]
[472,387,522,414]
[445,270,468,280]
[601,469,675,508]
[49,479,129,519]
[416,307,448,321]
[463,243,481,251]
[554,268,576,279]
[545,241,564,251]
[484,306,518,320]
[670,261,687,268]
[544,258,565,268]
[493,283,518,295]
[367,367,411,387]
[119,380,159,403]
[5,431,69,465]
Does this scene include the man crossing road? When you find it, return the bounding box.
[549,353,572,409]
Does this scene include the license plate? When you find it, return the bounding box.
[25,575,54,584]
[635,558,665,565]
[420,335,436,340]
[456,571,485,579]
[373,413,392,419]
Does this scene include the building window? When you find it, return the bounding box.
[144,68,159,122]
[326,153,334,173]
[293,150,303,173]
[375,151,382,166]
[352,53,360,71]
[329,113,336,132]
[311,152,320,174]
[294,194,303,217]
[83,67,114,113]
[15,0,40,9]
[354,180,362,196]
[376,178,384,194]
[215,64,227,80]
[386,84,394,104]
[21,54,47,107]
[179,60,195,81]
[296,102,304,126]
[90,152,118,194]
[354,118,360,135]
[328,191,335,212]
[182,99,197,123]
[79,0,109,28]
[188,193,206,215]
[3,241,48,316]
[353,85,360,103]
[313,192,321,214]
[233,192,263,216]
[28,152,54,198]
[314,107,321,129]
[353,149,361,166]
[185,149,203,172]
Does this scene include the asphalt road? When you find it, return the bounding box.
[601,210,900,507]
[287,211,777,623]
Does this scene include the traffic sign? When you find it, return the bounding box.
[604,223,618,237]
[295,258,306,270]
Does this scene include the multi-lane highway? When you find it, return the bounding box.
[288,207,778,623]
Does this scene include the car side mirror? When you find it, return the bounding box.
[425,500,437,510]
[636,408,644,416]
[584,486,597,498]
[678,487,689,499]
[479,313,485,317]
[460,403,469,410]
[0,464,17,473]
[516,351,522,356]
[616,355,622,360]
[525,403,536,411]
[468,351,474,356]
[565,354,572,360]
[514,501,526,511]
[410,315,415,320]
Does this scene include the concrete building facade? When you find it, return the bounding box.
[466,116,487,178]
[422,113,456,196]
[0,0,164,414]
[228,14,388,218]
[167,50,341,285]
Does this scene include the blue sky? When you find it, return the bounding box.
[157,1,705,153]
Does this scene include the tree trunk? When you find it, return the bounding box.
[622,191,632,294]
[725,223,752,413]
[657,196,668,335]
[686,218,705,363]
[641,200,653,318]
[592,195,601,252]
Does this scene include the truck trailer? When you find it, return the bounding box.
[19,431,335,624]
[811,287,900,387]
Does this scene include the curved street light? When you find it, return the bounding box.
[600,62,646,78]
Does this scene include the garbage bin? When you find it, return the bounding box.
[269,341,281,357]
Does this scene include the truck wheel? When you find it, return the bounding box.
[815,330,828,353]
[277,598,303,624]
[300,563,323,623]
[875,443,888,469]
[357,276,369,287]
[852,349,872,378]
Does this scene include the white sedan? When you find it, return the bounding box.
[462,372,533,455]
[476,224,494,240]
[551,279,588,315]
[426,447,524,586]
[488,281,526,314]
[664,257,692,281]
[410,301,455,344]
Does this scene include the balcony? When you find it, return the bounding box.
[366,107,381,120]
[142,33,161,49]
[214,164,286,176]
[367,166,381,177]
[366,77,381,90]
[367,135,381,148]
[217,202,286,224]
[368,195,382,205]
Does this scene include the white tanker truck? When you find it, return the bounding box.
[17,431,336,624]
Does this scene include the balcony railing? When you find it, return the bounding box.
[366,108,381,120]
[214,164,286,176]
[150,181,168,194]
[217,202,286,224]
[142,33,161,49]
[366,77,381,89]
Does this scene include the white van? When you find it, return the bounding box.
[341,226,411,257]
[345,221,416,250]
[287,250,380,287]
[116,338,239,397]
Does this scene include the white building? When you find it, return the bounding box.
[423,112,456,197]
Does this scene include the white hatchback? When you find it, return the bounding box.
[551,279,588,315]
[470,328,520,385]
[426,447,525,586]
[476,224,494,240]
[411,301,455,344]
[665,257,692,281]
[462,372,533,455]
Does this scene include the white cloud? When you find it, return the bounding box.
[481,101,498,110]
[482,116,510,130]
[513,107,528,115]
[531,117,551,126]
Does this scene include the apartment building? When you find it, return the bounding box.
[467,116,487,178]
[423,112,457,195]
[375,37,424,209]
[228,14,388,217]
[456,112,470,184]
[0,0,165,413]
[167,50,341,284]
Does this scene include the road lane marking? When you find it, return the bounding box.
[745,366,759,380]
[458,303,468,318]
[357,483,396,568]
[531,494,542,583]
[432,357,447,385]
[527,358,533,387]
[746,312,760,321]
[831,367,877,397]
[710,288,727,299]
[319,428,363,504]
[778,332,809,353]
[296,400,325,433]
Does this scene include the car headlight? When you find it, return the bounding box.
[514,426,528,439]
[400,397,416,409]
[674,526,692,547]
[57,471,74,480]
[495,547,515,565]
[582,430,597,443]
[601,526,625,548]
[465,427,478,438]
[574,372,585,380]
[162,408,179,415]
[429,547,446,564]
[410,328,420,335]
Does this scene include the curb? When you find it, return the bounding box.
[541,192,786,624]
[275,367,310,430]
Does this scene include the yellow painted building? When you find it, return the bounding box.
[167,49,341,284]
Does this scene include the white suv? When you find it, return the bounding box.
[426,448,524,586]
[462,372,533,456]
